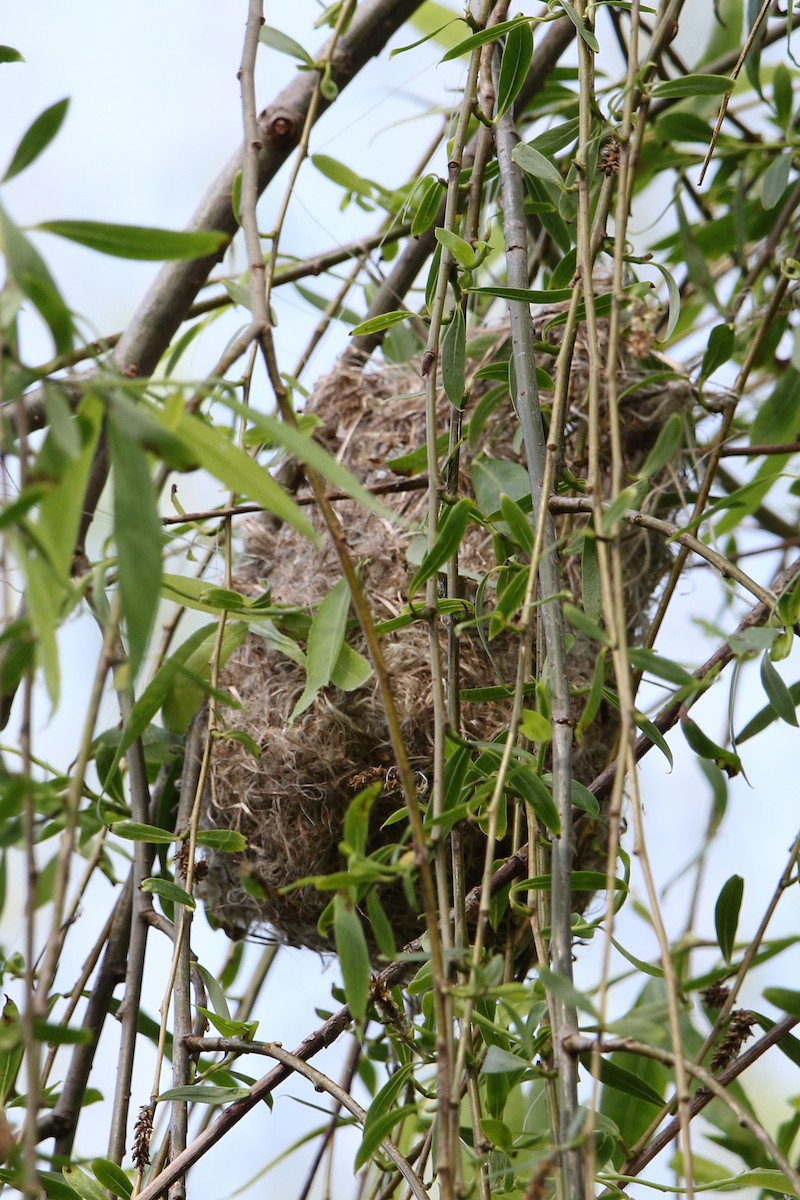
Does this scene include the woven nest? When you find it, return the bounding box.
[199,301,693,953]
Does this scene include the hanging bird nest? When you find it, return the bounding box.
[198,297,694,954]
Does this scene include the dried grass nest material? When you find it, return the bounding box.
[199,316,694,953]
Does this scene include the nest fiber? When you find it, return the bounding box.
[200,313,692,952]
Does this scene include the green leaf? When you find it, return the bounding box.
[627,648,694,688]
[110,821,175,845]
[0,999,22,1105]
[481,1044,530,1074]
[496,19,534,119]
[141,877,196,910]
[636,412,685,480]
[511,143,565,190]
[537,966,598,1016]
[36,220,229,261]
[714,873,744,962]
[651,73,735,98]
[161,620,247,733]
[655,111,715,143]
[196,962,231,1020]
[34,1022,92,1045]
[195,829,248,852]
[0,46,24,64]
[434,227,477,270]
[469,285,572,304]
[355,1063,413,1168]
[499,493,534,554]
[762,151,791,210]
[259,25,314,64]
[349,310,414,337]
[520,709,552,743]
[649,259,681,344]
[760,651,799,727]
[158,1085,251,1104]
[62,1166,108,1200]
[700,324,735,381]
[0,201,73,353]
[680,713,742,777]
[555,0,600,51]
[290,578,351,721]
[507,765,560,835]
[440,17,533,61]
[330,642,372,691]
[311,154,374,198]
[601,481,648,536]
[564,602,611,647]
[3,98,69,182]
[409,498,473,596]
[773,61,794,127]
[333,893,371,1023]
[442,304,466,406]
[108,414,162,677]
[751,366,800,445]
[736,678,800,743]
[89,1161,132,1200]
[411,176,444,237]
[172,410,316,541]
[763,987,800,1019]
[583,1055,665,1108]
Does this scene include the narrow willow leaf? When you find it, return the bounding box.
[291,578,351,721]
[763,987,800,1018]
[195,829,248,852]
[434,227,476,269]
[108,415,162,677]
[564,602,611,647]
[333,893,370,1022]
[700,323,735,380]
[440,17,532,61]
[110,821,175,845]
[499,493,534,554]
[141,877,196,910]
[158,1085,250,1104]
[0,1000,22,1105]
[62,1166,108,1200]
[411,176,444,237]
[89,1160,132,1200]
[36,220,230,261]
[773,60,793,127]
[648,260,681,343]
[583,1055,665,1107]
[760,651,799,726]
[409,498,473,596]
[680,714,742,777]
[259,25,314,63]
[537,966,598,1016]
[762,152,791,210]
[520,709,552,743]
[349,310,414,336]
[0,201,73,353]
[172,410,315,541]
[736,679,800,742]
[655,111,714,143]
[16,541,62,706]
[507,766,560,835]
[34,1022,92,1045]
[495,19,534,119]
[651,73,735,98]
[555,0,600,51]
[329,642,372,691]
[311,153,374,198]
[470,285,573,304]
[511,143,565,189]
[161,620,247,733]
[0,46,24,64]
[715,873,744,962]
[751,366,800,445]
[627,649,694,688]
[3,98,69,182]
[581,533,601,623]
[481,1045,530,1074]
[636,412,685,479]
[600,480,648,536]
[441,304,466,406]
[356,1062,413,1169]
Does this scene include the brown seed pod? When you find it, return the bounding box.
[199,302,693,954]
